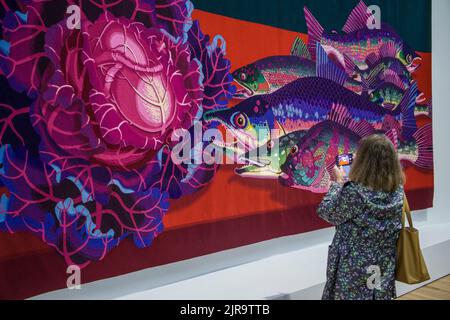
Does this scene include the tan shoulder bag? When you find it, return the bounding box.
[395,194,430,284]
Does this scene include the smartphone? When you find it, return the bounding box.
[335,153,353,176]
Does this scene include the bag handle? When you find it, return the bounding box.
[402,192,414,229]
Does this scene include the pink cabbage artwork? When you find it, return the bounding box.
[0,0,234,267]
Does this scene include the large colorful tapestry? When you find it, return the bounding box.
[0,0,432,299]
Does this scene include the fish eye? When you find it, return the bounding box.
[231,112,247,129]
[290,145,299,155]
[406,54,412,63]
[240,72,247,81]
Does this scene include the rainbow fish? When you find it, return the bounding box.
[235,130,308,179]
[355,54,429,116]
[232,37,361,98]
[279,110,433,193]
[232,55,315,99]
[304,1,422,72]
[350,44,414,91]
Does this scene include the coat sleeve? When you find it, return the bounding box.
[317,181,364,225]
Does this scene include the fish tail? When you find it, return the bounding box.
[412,124,433,169]
[399,124,433,169]
[397,81,418,140]
[304,6,324,60]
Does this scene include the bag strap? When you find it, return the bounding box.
[402,192,414,229]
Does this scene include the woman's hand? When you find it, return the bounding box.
[332,165,347,184]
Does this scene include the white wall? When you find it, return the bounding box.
[429,0,450,218]
[33,0,450,300]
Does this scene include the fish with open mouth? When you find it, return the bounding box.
[304,1,422,72]
[234,130,308,179]
[203,44,419,155]
[279,106,433,193]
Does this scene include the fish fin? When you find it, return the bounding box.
[361,73,379,92]
[360,77,371,92]
[324,158,336,181]
[382,70,407,91]
[304,6,324,60]
[342,0,371,33]
[385,129,399,151]
[316,44,347,86]
[315,148,332,190]
[349,120,376,138]
[327,103,375,138]
[397,81,418,140]
[380,41,398,59]
[368,62,386,79]
[343,53,359,75]
[327,103,352,126]
[365,52,380,68]
[390,61,406,76]
[361,62,386,91]
[274,119,287,136]
[412,124,433,169]
[290,36,311,59]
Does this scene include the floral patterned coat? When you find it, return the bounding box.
[317,181,403,300]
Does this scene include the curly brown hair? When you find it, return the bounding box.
[349,134,404,192]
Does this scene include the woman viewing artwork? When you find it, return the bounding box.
[318,135,404,300]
